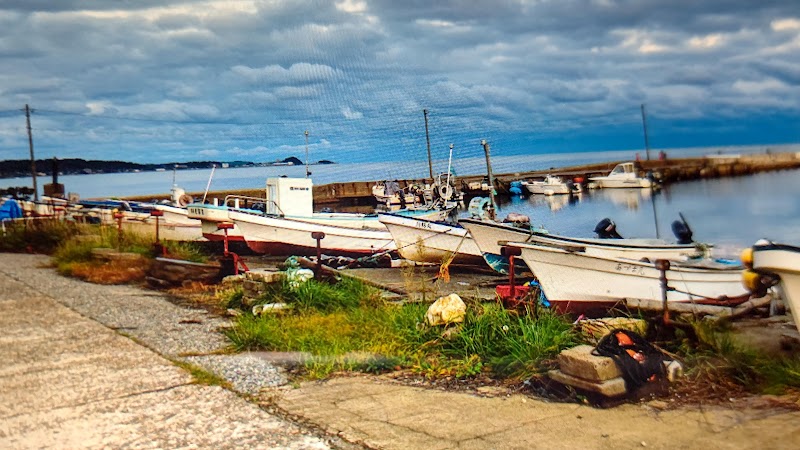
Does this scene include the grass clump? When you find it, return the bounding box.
[0,219,82,253]
[225,278,580,380]
[678,321,800,395]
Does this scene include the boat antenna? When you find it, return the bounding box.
[446,143,454,188]
[481,139,497,221]
[202,164,216,204]
[172,164,177,187]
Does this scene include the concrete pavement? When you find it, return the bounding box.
[0,254,330,449]
[273,376,800,449]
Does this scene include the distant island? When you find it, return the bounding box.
[0,157,335,179]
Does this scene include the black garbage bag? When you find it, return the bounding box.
[593,329,666,391]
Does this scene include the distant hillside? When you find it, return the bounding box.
[0,156,334,179]
[282,156,303,166]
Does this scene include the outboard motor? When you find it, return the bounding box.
[671,220,693,244]
[594,218,623,239]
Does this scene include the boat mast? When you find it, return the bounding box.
[202,164,216,204]
[423,109,433,180]
[304,130,310,178]
[481,139,497,221]
[640,104,651,161]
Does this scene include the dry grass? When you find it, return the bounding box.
[166,282,231,315]
[67,260,148,284]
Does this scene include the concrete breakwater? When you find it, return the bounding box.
[124,151,800,205]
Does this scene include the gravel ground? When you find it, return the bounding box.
[0,254,288,393]
[185,354,288,395]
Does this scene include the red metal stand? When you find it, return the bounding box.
[219,222,248,275]
[150,209,166,256]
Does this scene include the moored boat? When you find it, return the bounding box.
[378,213,484,266]
[521,175,581,196]
[231,208,396,257]
[752,242,800,332]
[460,218,707,274]
[505,241,749,313]
[590,162,653,188]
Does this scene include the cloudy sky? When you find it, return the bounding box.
[0,0,798,165]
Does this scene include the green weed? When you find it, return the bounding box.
[225,277,581,381]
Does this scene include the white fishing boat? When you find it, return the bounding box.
[590,162,653,188]
[521,175,581,196]
[191,177,452,256]
[752,242,800,332]
[231,208,396,257]
[505,241,748,313]
[460,217,707,274]
[378,213,484,266]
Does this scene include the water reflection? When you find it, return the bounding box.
[525,193,580,212]
[590,187,653,210]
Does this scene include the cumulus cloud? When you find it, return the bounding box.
[0,1,797,163]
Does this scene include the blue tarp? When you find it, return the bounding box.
[0,199,23,220]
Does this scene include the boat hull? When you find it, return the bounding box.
[187,204,245,242]
[230,210,396,257]
[379,213,484,266]
[753,243,800,332]
[459,219,702,274]
[591,178,653,189]
[511,242,747,309]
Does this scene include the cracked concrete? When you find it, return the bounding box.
[273,376,800,449]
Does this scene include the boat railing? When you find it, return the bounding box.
[223,195,285,217]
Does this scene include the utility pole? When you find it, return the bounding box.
[640,104,651,161]
[25,104,39,201]
[304,130,310,178]
[481,139,497,221]
[423,109,433,180]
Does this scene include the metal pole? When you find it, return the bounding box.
[25,104,38,201]
[656,259,671,325]
[311,232,325,279]
[423,109,433,180]
[641,104,651,161]
[650,183,661,239]
[202,164,216,203]
[481,140,497,221]
[304,130,310,178]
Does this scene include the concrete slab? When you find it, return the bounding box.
[557,344,622,382]
[273,376,800,450]
[548,369,627,397]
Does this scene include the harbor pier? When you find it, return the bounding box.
[123,151,800,205]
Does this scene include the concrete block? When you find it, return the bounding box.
[247,270,284,283]
[548,369,627,397]
[558,344,622,382]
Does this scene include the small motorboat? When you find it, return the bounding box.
[590,162,653,189]
[521,174,581,196]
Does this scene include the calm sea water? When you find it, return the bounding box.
[3,145,798,252]
[490,169,800,256]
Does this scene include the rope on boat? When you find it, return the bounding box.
[436,231,469,284]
